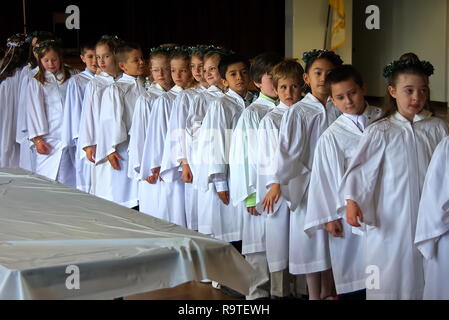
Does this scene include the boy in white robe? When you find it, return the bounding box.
[128,47,173,216]
[275,50,343,300]
[340,53,449,299]
[305,65,383,299]
[196,54,255,245]
[229,53,286,299]
[95,43,146,208]
[61,43,97,193]
[416,136,449,300]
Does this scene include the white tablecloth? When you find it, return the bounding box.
[0,169,253,299]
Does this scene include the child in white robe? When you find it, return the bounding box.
[26,40,76,186]
[305,65,383,299]
[94,43,146,208]
[140,47,195,225]
[128,46,174,216]
[78,35,123,194]
[340,53,449,299]
[61,43,97,193]
[196,54,255,243]
[16,31,55,172]
[0,34,28,168]
[275,49,343,300]
[229,53,284,299]
[416,136,449,300]
[159,46,210,230]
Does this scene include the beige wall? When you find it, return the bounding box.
[286,0,448,103]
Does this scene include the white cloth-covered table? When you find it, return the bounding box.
[0,169,253,300]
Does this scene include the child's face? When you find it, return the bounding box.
[150,56,173,89]
[330,79,366,115]
[96,44,117,75]
[304,58,335,98]
[190,55,204,83]
[203,56,222,86]
[171,58,192,88]
[275,77,302,106]
[222,62,250,96]
[388,73,429,120]
[120,49,145,77]
[41,49,61,74]
[81,49,97,74]
[255,73,277,99]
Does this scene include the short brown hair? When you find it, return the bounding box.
[272,59,304,89]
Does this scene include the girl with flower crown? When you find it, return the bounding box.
[26,40,77,186]
[0,33,28,168]
[340,53,449,299]
[275,49,343,300]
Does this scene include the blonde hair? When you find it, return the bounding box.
[34,44,71,85]
[272,59,304,88]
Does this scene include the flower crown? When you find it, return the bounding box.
[99,34,122,42]
[33,39,63,54]
[302,49,343,66]
[25,31,55,44]
[188,45,233,55]
[7,33,26,48]
[149,45,176,56]
[383,59,434,78]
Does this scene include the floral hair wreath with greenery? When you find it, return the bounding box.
[25,31,55,44]
[382,59,434,79]
[149,45,176,56]
[33,39,63,55]
[99,34,123,42]
[7,33,26,48]
[302,49,343,66]
[188,45,234,55]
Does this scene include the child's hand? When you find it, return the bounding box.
[247,207,260,216]
[217,191,229,205]
[346,200,364,227]
[34,137,51,155]
[325,220,344,237]
[84,145,96,163]
[107,152,122,170]
[146,167,162,184]
[262,184,281,214]
[181,163,193,183]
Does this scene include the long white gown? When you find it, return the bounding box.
[255,103,291,272]
[415,136,449,300]
[229,95,276,255]
[94,73,144,208]
[0,69,21,168]
[338,110,448,300]
[195,89,254,242]
[61,69,95,192]
[276,93,341,275]
[26,71,75,186]
[140,85,186,226]
[128,83,165,216]
[160,86,206,230]
[16,64,38,172]
[78,72,118,194]
[305,105,383,294]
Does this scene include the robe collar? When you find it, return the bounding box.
[253,96,277,109]
[82,68,95,79]
[227,88,254,107]
[392,109,432,124]
[44,70,64,82]
[170,85,184,93]
[302,93,333,110]
[276,102,290,112]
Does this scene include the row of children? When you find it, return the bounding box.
[1,30,449,300]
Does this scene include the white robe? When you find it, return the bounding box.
[78,72,118,194]
[0,69,21,168]
[229,96,276,255]
[128,83,165,216]
[160,86,205,230]
[26,71,75,186]
[140,85,186,226]
[338,111,448,300]
[16,65,38,172]
[61,69,95,192]
[255,103,291,272]
[305,105,383,294]
[276,93,341,275]
[195,89,254,242]
[94,73,143,208]
[415,136,449,300]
